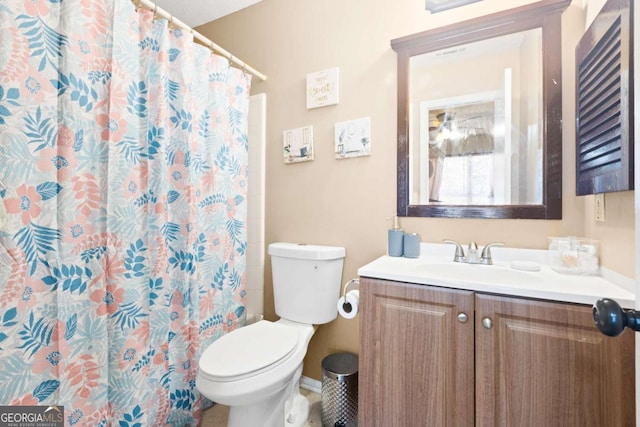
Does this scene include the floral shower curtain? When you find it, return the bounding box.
[0,0,250,425]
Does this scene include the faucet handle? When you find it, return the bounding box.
[443,239,465,262]
[480,242,504,265]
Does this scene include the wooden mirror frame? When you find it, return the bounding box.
[392,0,570,219]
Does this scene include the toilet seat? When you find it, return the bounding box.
[199,320,299,382]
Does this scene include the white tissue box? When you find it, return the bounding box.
[548,237,599,275]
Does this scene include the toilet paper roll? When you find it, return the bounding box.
[337,290,359,319]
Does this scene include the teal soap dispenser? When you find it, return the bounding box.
[388,216,404,257]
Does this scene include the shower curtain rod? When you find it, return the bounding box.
[134,0,267,81]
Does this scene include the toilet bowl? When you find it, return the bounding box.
[196,242,346,427]
[196,319,315,427]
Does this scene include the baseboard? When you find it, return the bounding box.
[299,375,322,394]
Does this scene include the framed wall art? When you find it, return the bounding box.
[283,126,314,164]
[306,68,339,109]
[335,117,371,159]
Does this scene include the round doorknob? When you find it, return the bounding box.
[593,298,640,337]
[457,313,468,323]
[482,317,492,329]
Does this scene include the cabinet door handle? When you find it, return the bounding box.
[457,313,468,323]
[482,317,493,329]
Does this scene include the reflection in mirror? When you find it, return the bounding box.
[410,29,543,206]
[393,0,570,219]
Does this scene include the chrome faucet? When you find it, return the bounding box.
[444,240,504,265]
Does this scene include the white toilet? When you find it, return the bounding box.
[196,242,346,427]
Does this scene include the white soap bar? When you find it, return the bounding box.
[510,260,541,272]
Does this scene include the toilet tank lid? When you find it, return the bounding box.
[268,242,345,260]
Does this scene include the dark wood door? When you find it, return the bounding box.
[475,293,635,427]
[359,278,474,427]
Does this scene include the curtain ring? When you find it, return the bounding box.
[169,15,173,27]
[153,3,157,17]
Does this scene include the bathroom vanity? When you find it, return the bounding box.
[357,244,635,426]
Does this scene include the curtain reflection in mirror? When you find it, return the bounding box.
[428,102,495,203]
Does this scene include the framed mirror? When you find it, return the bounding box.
[392,0,570,219]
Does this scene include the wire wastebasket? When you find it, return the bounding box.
[321,352,358,427]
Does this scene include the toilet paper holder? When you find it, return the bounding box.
[337,278,360,319]
[342,278,360,297]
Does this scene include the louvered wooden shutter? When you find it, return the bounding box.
[575,0,633,195]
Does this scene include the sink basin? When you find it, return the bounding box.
[414,261,540,287]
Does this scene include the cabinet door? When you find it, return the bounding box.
[359,278,474,427]
[475,293,635,427]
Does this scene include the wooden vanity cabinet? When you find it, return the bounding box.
[359,278,636,427]
[359,277,475,426]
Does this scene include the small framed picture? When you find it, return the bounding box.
[283,126,314,164]
[306,68,339,109]
[335,117,371,159]
[425,0,482,13]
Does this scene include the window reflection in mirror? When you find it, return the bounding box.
[409,28,543,206]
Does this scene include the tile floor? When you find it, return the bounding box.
[200,388,322,427]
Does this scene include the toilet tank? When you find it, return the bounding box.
[268,243,345,325]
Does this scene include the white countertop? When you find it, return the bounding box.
[357,243,636,308]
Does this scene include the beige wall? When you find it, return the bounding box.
[198,0,635,380]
